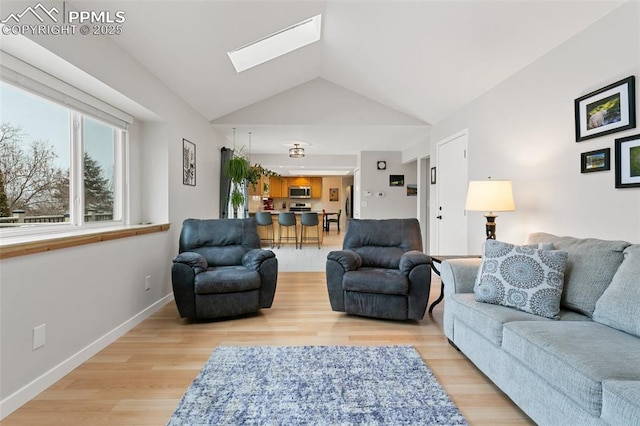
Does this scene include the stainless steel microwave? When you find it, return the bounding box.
[289,186,311,198]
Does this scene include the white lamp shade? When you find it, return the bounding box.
[465,180,515,212]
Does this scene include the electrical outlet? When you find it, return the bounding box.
[33,324,46,350]
[145,275,151,291]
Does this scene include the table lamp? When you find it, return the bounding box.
[465,179,515,240]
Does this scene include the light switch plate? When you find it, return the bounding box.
[33,324,46,350]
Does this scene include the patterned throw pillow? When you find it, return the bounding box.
[474,240,568,319]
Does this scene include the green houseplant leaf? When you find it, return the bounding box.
[224,148,279,217]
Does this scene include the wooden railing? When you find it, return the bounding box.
[0,210,114,227]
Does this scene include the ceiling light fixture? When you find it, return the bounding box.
[289,143,305,158]
[227,14,322,73]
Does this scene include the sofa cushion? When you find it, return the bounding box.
[526,232,630,316]
[449,293,589,346]
[194,266,261,295]
[474,240,568,319]
[601,381,640,425]
[502,321,640,416]
[343,268,409,295]
[593,244,640,338]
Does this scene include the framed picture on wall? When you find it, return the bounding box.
[575,76,636,142]
[615,134,640,188]
[389,174,404,186]
[580,148,610,173]
[329,188,339,201]
[183,138,196,186]
[407,184,417,196]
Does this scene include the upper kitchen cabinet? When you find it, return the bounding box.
[269,176,286,198]
[288,177,310,187]
[248,176,266,196]
[310,177,322,198]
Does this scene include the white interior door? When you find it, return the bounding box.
[436,131,468,255]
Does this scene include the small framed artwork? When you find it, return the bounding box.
[430,167,437,184]
[329,188,339,201]
[581,148,610,173]
[407,184,417,196]
[183,138,196,186]
[389,174,404,186]
[574,76,636,142]
[615,134,640,188]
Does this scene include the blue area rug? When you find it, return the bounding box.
[168,345,467,425]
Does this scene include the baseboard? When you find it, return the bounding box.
[0,293,174,420]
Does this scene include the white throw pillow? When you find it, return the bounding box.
[474,240,568,319]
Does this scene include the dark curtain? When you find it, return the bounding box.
[220,147,233,218]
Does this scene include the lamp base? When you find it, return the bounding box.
[484,213,498,240]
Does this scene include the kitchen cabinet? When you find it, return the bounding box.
[248,176,265,196]
[288,177,310,187]
[269,177,286,198]
[258,176,323,199]
[310,177,322,198]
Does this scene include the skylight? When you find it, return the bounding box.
[227,14,322,73]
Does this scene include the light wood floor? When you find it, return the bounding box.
[2,272,534,425]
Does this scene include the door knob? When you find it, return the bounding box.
[436,215,443,220]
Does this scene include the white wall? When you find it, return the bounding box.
[359,151,417,219]
[0,29,223,417]
[402,135,431,251]
[428,1,640,252]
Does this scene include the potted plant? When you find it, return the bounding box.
[224,149,279,218]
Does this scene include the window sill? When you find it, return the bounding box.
[0,223,171,260]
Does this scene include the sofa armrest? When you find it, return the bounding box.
[173,251,208,274]
[400,250,430,275]
[242,249,276,270]
[441,258,482,298]
[327,250,362,272]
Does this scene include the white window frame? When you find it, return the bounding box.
[0,56,132,238]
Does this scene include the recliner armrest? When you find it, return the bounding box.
[399,250,430,275]
[173,251,208,273]
[242,249,276,270]
[327,250,362,271]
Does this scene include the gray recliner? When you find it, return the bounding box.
[326,218,431,320]
[172,218,278,319]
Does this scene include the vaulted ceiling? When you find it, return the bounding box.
[98,0,623,155]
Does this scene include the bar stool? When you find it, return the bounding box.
[277,212,298,249]
[255,212,275,248]
[299,212,320,249]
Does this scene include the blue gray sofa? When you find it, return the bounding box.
[442,232,640,425]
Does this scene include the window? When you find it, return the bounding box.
[0,81,127,233]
